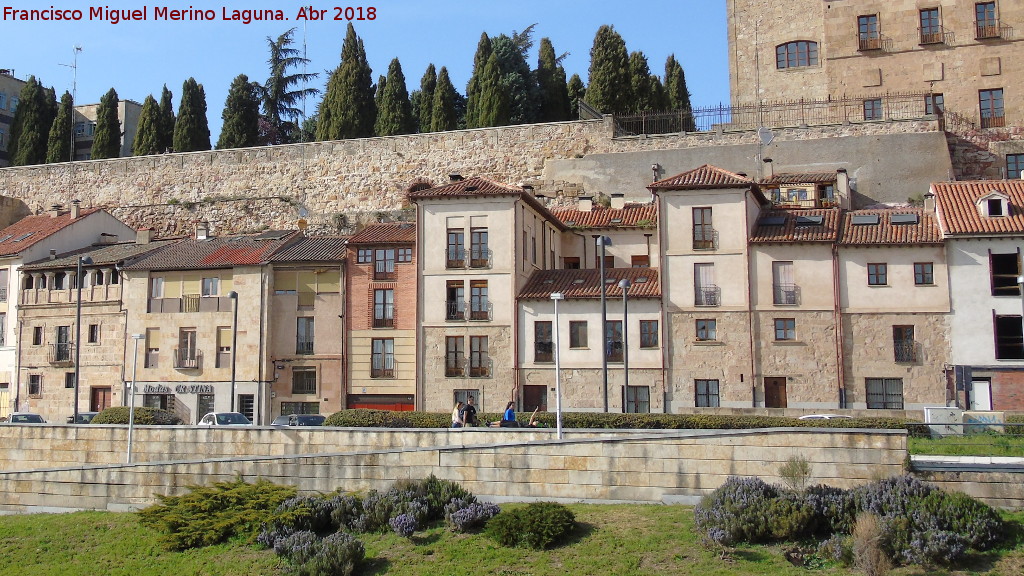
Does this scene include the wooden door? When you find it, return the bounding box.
[764,377,788,408]
[523,385,547,412]
[90,387,112,412]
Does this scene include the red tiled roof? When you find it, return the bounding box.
[648,164,754,190]
[270,236,349,261]
[347,223,416,245]
[0,208,103,257]
[406,176,522,199]
[932,180,1024,235]
[838,209,942,245]
[750,209,841,243]
[550,203,657,229]
[761,172,838,185]
[122,231,300,270]
[518,268,660,300]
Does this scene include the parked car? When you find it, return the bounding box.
[5,412,45,424]
[272,414,326,427]
[198,412,252,426]
[798,413,853,420]
[67,412,98,424]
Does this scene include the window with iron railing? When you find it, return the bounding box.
[919,8,944,44]
[893,325,916,362]
[695,285,721,306]
[693,207,715,250]
[447,229,465,268]
[173,347,202,369]
[48,342,74,364]
[858,14,881,50]
[373,289,395,328]
[292,367,317,394]
[470,280,491,320]
[866,377,904,409]
[976,2,1000,38]
[470,228,491,268]
[296,317,314,354]
[445,336,464,377]
[374,248,396,281]
[773,284,800,305]
[446,280,465,320]
[980,88,1005,128]
[371,338,395,378]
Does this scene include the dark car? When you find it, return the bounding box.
[272,413,325,427]
[67,412,98,424]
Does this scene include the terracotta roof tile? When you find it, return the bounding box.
[270,236,348,261]
[0,208,103,257]
[761,172,838,185]
[932,180,1024,235]
[838,209,942,245]
[550,203,657,229]
[122,231,300,270]
[648,164,755,190]
[518,268,660,300]
[347,223,415,245]
[406,176,522,199]
[750,209,841,243]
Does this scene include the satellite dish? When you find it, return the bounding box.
[298,206,309,218]
[757,127,775,146]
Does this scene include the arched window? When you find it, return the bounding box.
[776,41,819,69]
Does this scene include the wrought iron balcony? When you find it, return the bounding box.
[535,341,554,363]
[918,26,951,45]
[174,348,202,369]
[371,359,396,379]
[445,247,466,269]
[693,228,718,250]
[773,284,800,305]
[981,115,1006,129]
[858,36,882,51]
[373,264,396,281]
[296,341,314,355]
[446,301,466,321]
[695,285,721,307]
[445,355,465,377]
[976,19,1004,40]
[468,358,492,378]
[48,343,74,365]
[894,340,917,363]
[469,248,493,269]
[469,301,493,321]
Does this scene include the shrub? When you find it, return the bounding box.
[818,533,852,566]
[92,406,182,425]
[389,513,418,538]
[257,494,339,548]
[485,502,575,549]
[276,530,364,576]
[419,475,474,520]
[887,490,1004,566]
[778,455,812,492]
[694,476,780,546]
[328,494,364,532]
[445,499,500,533]
[765,492,817,540]
[804,484,858,535]
[852,513,892,576]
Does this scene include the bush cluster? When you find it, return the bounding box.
[274,531,364,576]
[445,499,500,533]
[91,406,182,425]
[485,502,576,550]
[694,474,1005,568]
[1007,414,1024,436]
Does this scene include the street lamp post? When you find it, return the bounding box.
[550,292,564,439]
[73,255,93,423]
[228,291,238,413]
[127,333,144,463]
[618,278,631,412]
[596,236,612,412]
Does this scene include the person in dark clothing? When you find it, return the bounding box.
[459,396,478,426]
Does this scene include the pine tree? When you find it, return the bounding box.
[567,74,586,118]
[430,67,458,132]
[133,95,161,156]
[263,28,319,144]
[411,64,436,133]
[537,37,570,122]
[157,85,175,152]
[7,76,54,166]
[316,23,376,141]
[173,77,211,152]
[664,54,695,130]
[585,25,632,114]
[217,74,261,149]
[375,58,414,136]
[464,32,493,128]
[46,91,73,163]
[491,27,538,126]
[90,88,122,159]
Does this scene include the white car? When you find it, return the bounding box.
[798,413,853,420]
[198,412,252,426]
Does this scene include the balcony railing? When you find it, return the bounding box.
[446,301,465,321]
[894,340,918,363]
[535,342,554,363]
[468,358,493,378]
[446,248,466,269]
[918,26,952,45]
[981,115,1006,129]
[445,356,465,377]
[373,303,395,328]
[976,20,1004,39]
[148,295,234,313]
[469,301,493,321]
[371,359,396,378]
[446,248,493,269]
[469,248,493,269]
[174,348,202,369]
[48,342,74,365]
[773,284,800,305]
[693,228,718,250]
[296,341,314,355]
[374,265,396,282]
[858,36,883,51]
[695,285,721,307]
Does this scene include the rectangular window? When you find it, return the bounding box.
[866,378,904,409]
[980,88,1005,128]
[374,249,396,280]
[64,372,75,389]
[914,262,934,285]
[0,268,7,302]
[469,336,490,377]
[569,321,588,348]
[772,261,797,305]
[863,98,883,121]
[631,255,650,268]
[445,336,464,377]
[867,263,888,286]
[28,374,41,396]
[176,328,198,368]
[776,41,818,69]
[239,396,254,424]
[292,367,317,394]
[32,326,42,346]
[640,320,659,348]
[0,312,5,347]
[564,257,580,269]
[1008,154,1024,179]
[446,280,465,321]
[693,207,714,250]
[150,277,164,298]
[990,253,1019,296]
[696,319,717,341]
[447,228,465,268]
[774,318,796,341]
[296,317,314,354]
[373,289,395,328]
[197,394,215,419]
[605,320,623,363]
[858,14,881,50]
[371,338,395,378]
[995,315,1024,359]
[919,8,942,43]
[893,325,916,362]
[357,248,372,264]
[216,326,231,368]
[694,263,719,306]
[54,326,71,362]
[201,277,219,297]
[87,324,100,344]
[397,247,413,263]
[925,93,944,115]
[976,2,999,38]
[696,379,720,407]
[470,228,489,268]
[145,328,159,368]
[625,386,650,413]
[534,321,553,363]
[470,280,489,321]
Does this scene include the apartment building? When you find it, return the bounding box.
[71,99,144,161]
[0,70,24,167]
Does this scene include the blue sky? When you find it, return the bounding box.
[3,1,728,141]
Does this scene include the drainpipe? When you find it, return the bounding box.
[744,188,758,407]
[257,266,267,424]
[832,243,846,408]
[340,261,347,410]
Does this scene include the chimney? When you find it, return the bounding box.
[836,169,850,207]
[136,227,153,245]
[578,195,593,213]
[762,157,774,180]
[448,174,464,182]
[196,221,210,240]
[611,192,626,210]
[71,199,81,219]
[50,204,63,218]
[98,232,118,245]
[49,249,57,260]
[924,191,936,213]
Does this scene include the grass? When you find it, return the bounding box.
[909,433,1024,457]
[0,506,1021,576]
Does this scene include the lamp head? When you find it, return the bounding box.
[227,290,238,299]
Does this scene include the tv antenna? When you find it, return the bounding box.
[59,45,83,162]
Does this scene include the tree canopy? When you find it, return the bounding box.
[316,23,376,141]
[585,25,632,114]
[45,91,73,163]
[411,64,436,133]
[8,76,56,166]
[133,95,161,156]
[217,74,261,149]
[157,85,175,152]
[262,28,319,144]
[536,37,570,122]
[430,67,458,132]
[173,77,211,152]
[90,88,122,159]
[374,58,414,136]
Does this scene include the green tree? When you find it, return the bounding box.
[316,23,376,141]
[491,25,538,125]
[375,58,414,136]
[410,63,436,133]
[476,53,510,127]
[133,95,161,156]
[262,28,319,144]
[8,76,55,166]
[173,77,211,152]
[629,51,662,113]
[664,54,695,130]
[157,85,175,152]
[217,74,261,149]
[464,32,493,128]
[430,66,458,132]
[567,73,585,118]
[585,25,632,114]
[46,91,73,163]
[90,88,122,159]
[537,37,570,122]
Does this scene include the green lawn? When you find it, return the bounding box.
[909,434,1024,457]
[0,506,1021,576]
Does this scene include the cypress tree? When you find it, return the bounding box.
[217,74,261,149]
[133,95,161,156]
[537,37,570,122]
[464,32,493,128]
[173,77,211,152]
[157,85,175,152]
[263,28,319,144]
[629,52,658,113]
[476,53,510,127]
[46,91,73,163]
[8,76,52,166]
[585,25,632,114]
[375,58,414,136]
[664,54,695,130]
[567,74,586,118]
[491,28,537,126]
[316,23,376,141]
[90,88,122,159]
[411,64,436,133]
[430,67,458,132]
